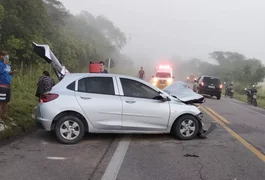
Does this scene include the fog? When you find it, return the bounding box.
[61,0,265,67]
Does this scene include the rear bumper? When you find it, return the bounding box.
[198,87,221,96]
[34,106,53,131]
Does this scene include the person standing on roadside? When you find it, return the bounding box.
[99,61,108,73]
[138,67,145,80]
[0,51,12,131]
[35,71,55,101]
[2,55,16,122]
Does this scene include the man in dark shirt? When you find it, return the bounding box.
[99,61,108,73]
[35,71,55,101]
[138,67,145,80]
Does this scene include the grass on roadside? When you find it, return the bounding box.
[0,66,57,140]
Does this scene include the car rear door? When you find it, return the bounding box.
[117,77,170,131]
[32,42,69,81]
[74,76,122,130]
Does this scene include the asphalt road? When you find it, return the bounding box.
[1,96,265,180]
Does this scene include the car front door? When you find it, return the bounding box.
[118,77,170,131]
[75,76,122,130]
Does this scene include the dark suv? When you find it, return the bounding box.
[194,75,222,100]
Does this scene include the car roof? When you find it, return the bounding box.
[63,73,139,80]
[59,73,161,90]
[201,75,220,79]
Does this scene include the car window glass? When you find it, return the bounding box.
[67,81,76,91]
[120,78,159,99]
[155,72,171,78]
[78,77,115,95]
[203,77,220,85]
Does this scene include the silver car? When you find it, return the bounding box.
[33,43,214,144]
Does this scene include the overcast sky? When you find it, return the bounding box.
[61,0,265,64]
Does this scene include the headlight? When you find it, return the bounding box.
[167,78,173,83]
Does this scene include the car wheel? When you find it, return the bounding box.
[217,95,221,100]
[55,115,85,144]
[173,115,199,140]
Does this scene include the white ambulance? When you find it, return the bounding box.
[151,65,175,89]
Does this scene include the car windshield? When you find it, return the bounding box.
[155,72,171,78]
[203,77,221,85]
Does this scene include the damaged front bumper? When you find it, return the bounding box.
[196,112,217,138]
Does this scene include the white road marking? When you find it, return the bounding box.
[46,157,66,160]
[101,136,131,180]
[229,101,265,118]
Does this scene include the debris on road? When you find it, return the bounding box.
[184,154,199,158]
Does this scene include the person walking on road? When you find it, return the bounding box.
[138,67,145,80]
[99,61,108,73]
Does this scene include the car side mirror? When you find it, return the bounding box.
[159,93,168,101]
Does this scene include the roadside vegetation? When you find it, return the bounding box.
[176,51,265,108]
[0,0,133,140]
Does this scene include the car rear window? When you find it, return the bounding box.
[203,77,221,85]
[155,72,171,78]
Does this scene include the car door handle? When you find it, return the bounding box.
[80,97,91,100]
[125,100,136,104]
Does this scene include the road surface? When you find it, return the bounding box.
[1,97,265,180]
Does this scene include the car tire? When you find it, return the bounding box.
[173,115,199,140]
[55,115,85,144]
[217,95,221,100]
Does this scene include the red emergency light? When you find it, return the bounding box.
[158,65,171,69]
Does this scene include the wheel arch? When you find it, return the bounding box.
[51,110,89,132]
[170,113,202,133]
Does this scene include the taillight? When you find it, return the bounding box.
[219,84,223,89]
[40,93,59,103]
[201,82,204,86]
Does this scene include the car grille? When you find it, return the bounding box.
[159,80,166,83]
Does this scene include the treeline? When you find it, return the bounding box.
[177,51,265,86]
[0,0,132,72]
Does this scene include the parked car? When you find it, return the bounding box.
[33,42,215,144]
[194,75,222,100]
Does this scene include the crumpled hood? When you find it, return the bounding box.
[163,81,205,104]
